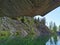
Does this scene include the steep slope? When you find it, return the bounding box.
[0,16,50,38]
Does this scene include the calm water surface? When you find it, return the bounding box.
[46,36,60,45]
[0,35,60,45]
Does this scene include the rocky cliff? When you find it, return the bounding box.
[0,16,50,38]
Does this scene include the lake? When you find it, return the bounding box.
[0,35,60,45]
[46,35,60,45]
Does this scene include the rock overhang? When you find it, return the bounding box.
[0,0,60,18]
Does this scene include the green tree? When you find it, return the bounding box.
[49,21,53,30]
[52,23,57,33]
[58,25,60,31]
[40,17,46,25]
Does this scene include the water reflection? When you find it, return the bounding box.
[46,36,60,45]
[0,35,60,45]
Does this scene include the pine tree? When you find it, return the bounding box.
[53,23,57,33]
[59,25,60,31]
[40,17,46,25]
[49,21,53,30]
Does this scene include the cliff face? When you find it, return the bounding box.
[0,16,50,38]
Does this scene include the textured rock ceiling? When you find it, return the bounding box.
[0,0,60,18]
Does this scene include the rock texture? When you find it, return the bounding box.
[0,16,50,38]
[0,0,60,17]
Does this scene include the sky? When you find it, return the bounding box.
[34,6,60,26]
[44,6,60,26]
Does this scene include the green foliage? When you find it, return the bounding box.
[52,23,57,33]
[49,21,53,30]
[0,31,10,39]
[0,36,49,45]
[49,22,57,35]
[40,17,46,25]
[59,25,60,30]
[0,16,50,45]
[15,30,21,37]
